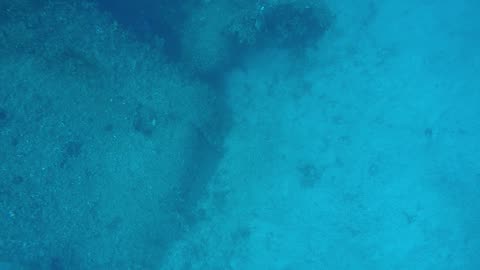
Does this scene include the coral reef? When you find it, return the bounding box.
[180,0,333,73]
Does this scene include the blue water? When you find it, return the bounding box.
[0,0,479,269]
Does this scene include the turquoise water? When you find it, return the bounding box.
[0,0,479,269]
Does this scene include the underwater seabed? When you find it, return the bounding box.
[1,0,480,269]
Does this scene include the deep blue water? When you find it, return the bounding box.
[95,0,185,60]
